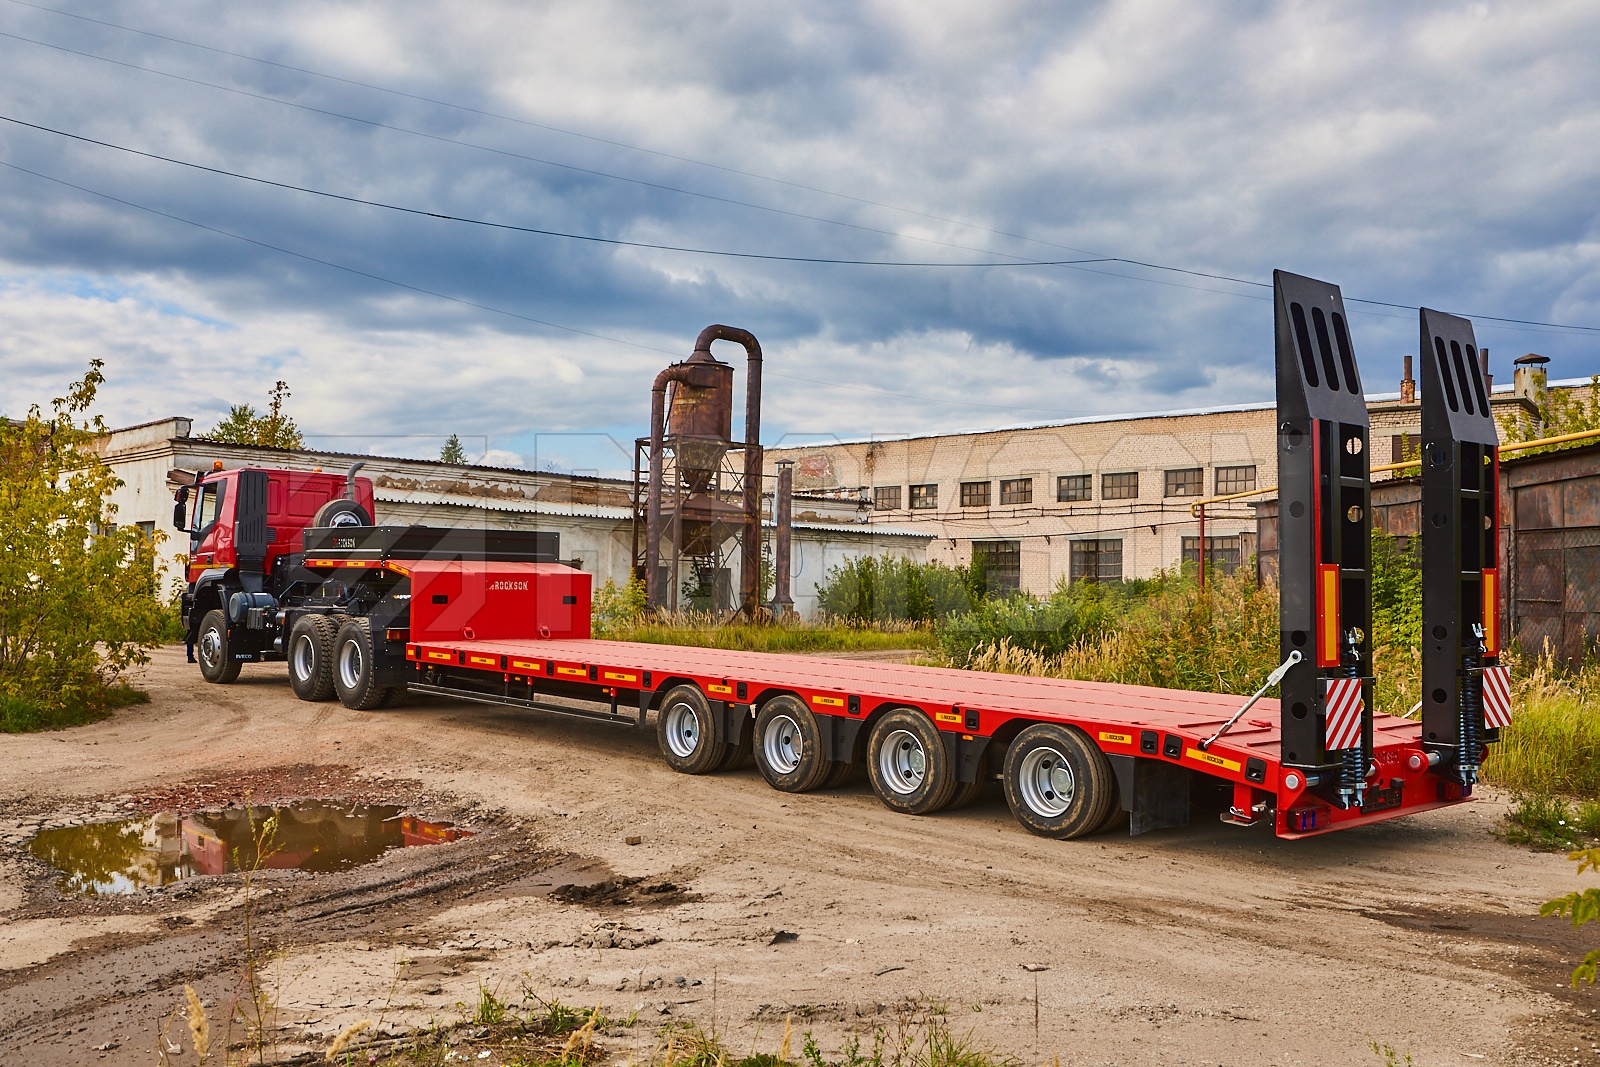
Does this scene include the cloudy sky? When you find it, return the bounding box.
[1,0,1597,475]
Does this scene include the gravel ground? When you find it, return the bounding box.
[1,645,1597,1066]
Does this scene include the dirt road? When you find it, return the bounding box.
[2,647,1596,1066]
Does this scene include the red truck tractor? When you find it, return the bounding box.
[180,278,1512,842]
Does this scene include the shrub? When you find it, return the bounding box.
[591,576,647,638]
[815,555,976,625]
[0,362,166,724]
[939,579,1134,668]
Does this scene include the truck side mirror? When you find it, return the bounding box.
[172,486,189,530]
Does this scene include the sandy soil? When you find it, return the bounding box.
[2,646,1598,1066]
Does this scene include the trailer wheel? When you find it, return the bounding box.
[866,709,957,815]
[287,615,338,701]
[656,685,730,774]
[1002,723,1115,839]
[753,696,834,793]
[196,609,242,684]
[332,618,391,710]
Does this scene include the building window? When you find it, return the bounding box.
[972,540,1022,594]
[136,520,157,541]
[999,478,1032,505]
[1390,434,1421,465]
[1214,465,1257,495]
[1164,468,1203,497]
[1182,535,1242,575]
[873,485,902,511]
[1057,474,1091,502]
[1070,538,1123,582]
[960,481,991,507]
[909,483,938,510]
[1102,472,1139,500]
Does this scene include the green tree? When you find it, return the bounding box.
[439,433,466,463]
[1541,848,1600,987]
[0,361,167,727]
[208,380,304,448]
[1500,375,1600,455]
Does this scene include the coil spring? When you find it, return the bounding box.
[1460,644,1482,784]
[1340,631,1365,802]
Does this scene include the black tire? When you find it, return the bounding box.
[287,614,338,701]
[196,608,242,684]
[655,685,731,774]
[332,618,391,710]
[820,759,861,790]
[311,498,372,528]
[715,715,755,772]
[867,708,958,815]
[1095,803,1129,835]
[946,776,987,811]
[1002,723,1115,839]
[752,696,835,793]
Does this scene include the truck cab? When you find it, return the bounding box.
[177,465,376,649]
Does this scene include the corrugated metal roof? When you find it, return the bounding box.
[375,488,632,521]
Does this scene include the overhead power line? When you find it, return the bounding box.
[0,112,1116,267]
[0,26,1042,264]
[0,155,1109,417]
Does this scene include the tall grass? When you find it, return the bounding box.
[963,568,1282,696]
[612,614,938,654]
[1484,650,1600,798]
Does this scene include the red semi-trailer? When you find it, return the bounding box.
[179,274,1512,842]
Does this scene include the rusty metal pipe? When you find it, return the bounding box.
[773,461,794,619]
[691,325,764,618]
[645,364,697,610]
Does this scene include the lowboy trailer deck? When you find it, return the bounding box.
[187,271,1514,842]
[401,635,1460,839]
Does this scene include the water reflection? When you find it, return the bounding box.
[28,802,473,896]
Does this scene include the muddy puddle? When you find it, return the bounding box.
[27,801,473,896]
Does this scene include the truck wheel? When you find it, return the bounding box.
[332,618,391,710]
[1002,723,1115,839]
[753,695,835,793]
[867,708,957,815]
[196,609,242,684]
[656,684,730,774]
[287,615,338,701]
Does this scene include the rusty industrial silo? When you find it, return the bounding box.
[635,325,764,616]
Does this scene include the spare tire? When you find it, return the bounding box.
[311,498,372,528]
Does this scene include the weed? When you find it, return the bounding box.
[1505,793,1600,851]
[473,982,508,1026]
[1368,1039,1413,1067]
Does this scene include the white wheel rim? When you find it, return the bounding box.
[762,713,803,774]
[663,701,702,759]
[878,728,926,796]
[292,633,315,681]
[337,638,363,691]
[199,626,223,668]
[1018,745,1074,817]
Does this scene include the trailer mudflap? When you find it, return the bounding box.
[1106,754,1191,835]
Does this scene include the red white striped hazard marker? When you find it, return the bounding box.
[1324,677,1364,751]
[1482,664,1513,729]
